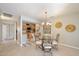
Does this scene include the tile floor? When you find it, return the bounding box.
[0,40,79,56]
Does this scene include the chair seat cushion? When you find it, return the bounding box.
[44,46,52,49]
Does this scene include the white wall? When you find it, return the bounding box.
[22,16,41,24]
[51,14,79,48]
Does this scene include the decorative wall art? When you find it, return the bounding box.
[22,24,27,30]
[55,22,62,28]
[36,24,40,32]
[65,24,76,32]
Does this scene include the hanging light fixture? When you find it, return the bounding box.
[42,9,51,25]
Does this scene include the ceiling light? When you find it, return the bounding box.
[0,12,13,20]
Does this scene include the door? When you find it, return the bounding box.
[2,24,8,41]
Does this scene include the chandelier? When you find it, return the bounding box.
[42,9,51,25]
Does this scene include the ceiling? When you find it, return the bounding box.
[0,3,79,22]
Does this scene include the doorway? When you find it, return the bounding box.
[2,24,8,41]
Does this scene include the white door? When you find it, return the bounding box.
[2,24,7,41]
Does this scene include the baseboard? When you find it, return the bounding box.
[59,43,79,50]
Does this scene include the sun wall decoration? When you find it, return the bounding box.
[65,24,76,32]
[55,22,62,29]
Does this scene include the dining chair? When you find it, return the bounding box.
[52,33,60,49]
